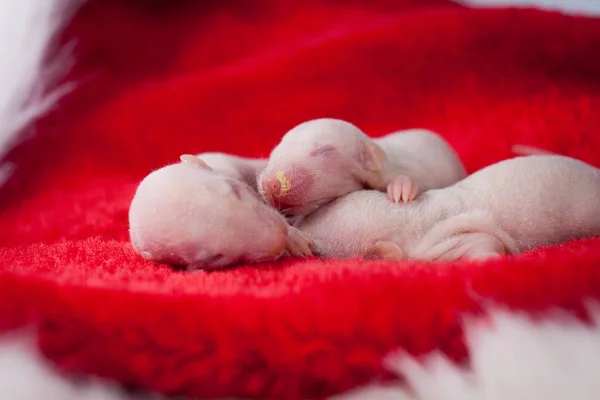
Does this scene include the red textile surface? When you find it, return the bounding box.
[1,0,600,398]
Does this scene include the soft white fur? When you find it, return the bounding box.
[334,303,600,400]
[458,0,600,16]
[0,334,129,400]
[0,0,81,186]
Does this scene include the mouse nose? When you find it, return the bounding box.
[259,165,313,209]
[254,206,288,258]
[268,226,288,258]
[260,174,283,203]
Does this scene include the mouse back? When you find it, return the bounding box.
[296,190,399,259]
[455,155,600,249]
[374,129,467,190]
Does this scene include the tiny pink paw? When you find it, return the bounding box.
[285,226,314,257]
[386,175,420,204]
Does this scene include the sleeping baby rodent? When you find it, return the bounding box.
[258,118,466,217]
[128,154,313,271]
[296,154,600,261]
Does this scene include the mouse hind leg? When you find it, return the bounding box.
[412,210,516,262]
[420,232,506,262]
[454,233,506,261]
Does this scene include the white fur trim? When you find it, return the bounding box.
[334,303,600,399]
[457,0,600,16]
[0,0,81,186]
[0,334,129,399]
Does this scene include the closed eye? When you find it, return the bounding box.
[227,180,244,200]
[309,145,337,158]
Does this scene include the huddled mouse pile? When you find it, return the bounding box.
[128,118,600,270]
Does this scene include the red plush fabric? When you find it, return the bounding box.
[1,0,600,398]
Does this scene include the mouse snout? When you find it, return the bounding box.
[259,165,313,210]
[268,225,288,258]
[252,206,288,258]
[260,174,283,202]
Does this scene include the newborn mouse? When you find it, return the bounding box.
[258,118,466,217]
[129,157,312,271]
[296,155,600,262]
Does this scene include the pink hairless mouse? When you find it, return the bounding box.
[183,153,314,258]
[296,154,600,262]
[128,154,313,271]
[258,118,466,217]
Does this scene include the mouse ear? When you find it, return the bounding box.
[356,140,385,172]
[365,240,404,261]
[180,154,213,170]
[511,144,555,157]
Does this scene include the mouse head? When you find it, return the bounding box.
[129,157,289,270]
[258,118,386,216]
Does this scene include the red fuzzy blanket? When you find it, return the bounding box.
[1,0,600,398]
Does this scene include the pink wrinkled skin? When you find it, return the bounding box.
[297,155,600,262]
[258,118,466,216]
